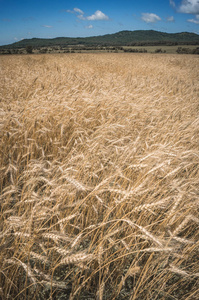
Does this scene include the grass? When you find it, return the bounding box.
[0,53,199,300]
[1,44,198,55]
[123,45,199,53]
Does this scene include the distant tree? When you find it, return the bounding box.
[192,47,199,54]
[39,48,48,53]
[155,48,162,53]
[26,45,33,54]
[176,47,191,54]
[176,47,182,54]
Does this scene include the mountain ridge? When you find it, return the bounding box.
[1,30,199,48]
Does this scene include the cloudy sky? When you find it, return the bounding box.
[0,0,199,46]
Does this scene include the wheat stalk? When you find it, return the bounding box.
[1,53,198,299]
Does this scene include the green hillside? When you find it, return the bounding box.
[1,30,199,49]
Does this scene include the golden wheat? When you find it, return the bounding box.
[0,53,198,299]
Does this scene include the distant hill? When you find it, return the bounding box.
[1,30,199,49]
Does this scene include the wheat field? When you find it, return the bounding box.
[0,53,199,299]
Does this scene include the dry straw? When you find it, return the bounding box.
[0,53,198,299]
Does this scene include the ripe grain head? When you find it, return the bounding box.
[0,53,198,299]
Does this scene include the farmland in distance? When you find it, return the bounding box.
[0,53,199,299]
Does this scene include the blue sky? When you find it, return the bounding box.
[0,0,199,45]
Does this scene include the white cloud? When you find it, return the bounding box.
[85,25,93,29]
[171,0,199,15]
[74,8,84,15]
[87,10,109,21]
[141,13,161,23]
[167,16,175,22]
[14,37,18,41]
[187,14,199,23]
[77,14,86,20]
[169,0,176,8]
[179,0,199,14]
[66,9,74,14]
[42,25,53,28]
[66,8,84,15]
[66,8,109,22]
